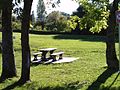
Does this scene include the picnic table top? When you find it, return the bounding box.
[51,52,64,55]
[33,52,42,55]
[40,48,57,51]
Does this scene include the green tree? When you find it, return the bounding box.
[0,0,16,82]
[46,11,70,32]
[72,5,85,18]
[46,11,60,31]
[19,0,33,83]
[79,0,119,69]
[37,0,46,30]
[106,0,119,69]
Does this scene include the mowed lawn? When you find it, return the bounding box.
[0,32,120,90]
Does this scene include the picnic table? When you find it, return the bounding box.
[40,48,57,61]
[33,52,42,61]
[32,48,65,63]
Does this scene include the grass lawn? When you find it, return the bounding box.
[0,32,120,90]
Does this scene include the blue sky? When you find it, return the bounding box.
[31,0,79,17]
[31,0,114,17]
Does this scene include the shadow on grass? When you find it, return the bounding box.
[37,81,87,90]
[87,68,119,90]
[1,80,25,90]
[1,80,87,90]
[1,68,119,90]
[53,34,106,42]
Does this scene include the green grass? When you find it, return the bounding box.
[0,32,120,90]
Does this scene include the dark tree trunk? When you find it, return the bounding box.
[41,21,44,31]
[0,0,16,81]
[19,0,33,83]
[106,0,119,69]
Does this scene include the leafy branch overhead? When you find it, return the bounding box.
[68,0,110,33]
[46,0,61,8]
[14,0,22,4]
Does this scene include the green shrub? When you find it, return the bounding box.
[46,18,71,32]
[12,21,21,30]
[45,11,71,32]
[34,26,42,31]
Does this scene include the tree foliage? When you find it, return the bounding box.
[12,0,23,20]
[46,0,61,8]
[72,5,85,18]
[69,0,109,33]
[46,11,70,32]
[69,0,119,69]
[68,16,80,30]
[37,0,46,21]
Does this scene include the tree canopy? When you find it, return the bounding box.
[68,0,110,33]
[37,0,46,21]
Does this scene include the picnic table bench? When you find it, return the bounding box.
[33,52,42,61]
[40,48,57,61]
[51,52,64,61]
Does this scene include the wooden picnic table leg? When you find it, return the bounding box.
[41,51,48,61]
[59,54,63,59]
[52,55,57,61]
[49,50,55,59]
[33,55,38,61]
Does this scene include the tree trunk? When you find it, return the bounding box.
[0,0,16,81]
[106,0,119,69]
[19,0,33,83]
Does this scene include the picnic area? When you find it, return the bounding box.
[0,33,119,90]
[31,47,78,64]
[0,0,120,89]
